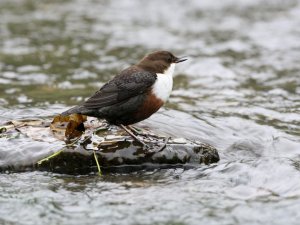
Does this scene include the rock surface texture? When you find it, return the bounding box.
[0,118,220,174]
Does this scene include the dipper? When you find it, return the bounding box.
[62,50,187,147]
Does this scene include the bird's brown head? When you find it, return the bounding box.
[137,51,187,73]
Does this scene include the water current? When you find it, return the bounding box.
[0,0,300,224]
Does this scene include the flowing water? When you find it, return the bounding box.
[1,0,300,224]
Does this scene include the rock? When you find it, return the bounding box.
[35,139,219,174]
[0,118,220,174]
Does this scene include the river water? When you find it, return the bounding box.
[1,0,300,224]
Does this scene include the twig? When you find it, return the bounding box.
[93,150,102,176]
[37,123,104,174]
[37,136,82,166]
[37,149,64,165]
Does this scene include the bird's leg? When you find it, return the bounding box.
[127,125,170,153]
[158,136,170,152]
[119,124,148,148]
[128,125,160,138]
[127,125,144,135]
[144,136,170,156]
[120,125,170,153]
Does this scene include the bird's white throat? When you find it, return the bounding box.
[152,63,175,102]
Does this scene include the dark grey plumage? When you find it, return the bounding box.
[61,66,157,124]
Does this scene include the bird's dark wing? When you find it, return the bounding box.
[83,69,157,109]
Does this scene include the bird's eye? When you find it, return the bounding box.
[167,56,173,63]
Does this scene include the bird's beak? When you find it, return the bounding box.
[175,57,188,63]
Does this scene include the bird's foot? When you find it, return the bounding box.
[119,124,149,148]
[127,125,144,135]
[119,124,170,154]
[144,136,170,156]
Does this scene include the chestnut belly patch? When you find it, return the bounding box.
[133,91,164,122]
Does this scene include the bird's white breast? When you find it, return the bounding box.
[152,63,175,102]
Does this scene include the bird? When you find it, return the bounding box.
[61,50,187,148]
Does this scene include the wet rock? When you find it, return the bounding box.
[35,140,219,174]
[0,118,220,174]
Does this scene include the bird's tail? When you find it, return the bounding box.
[61,105,83,116]
[61,105,99,117]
